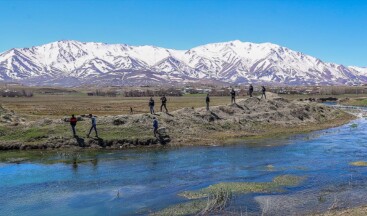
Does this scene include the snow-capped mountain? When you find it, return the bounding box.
[0,40,366,86]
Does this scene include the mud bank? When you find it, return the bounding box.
[0,136,164,151]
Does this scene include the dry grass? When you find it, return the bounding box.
[196,111,356,146]
[151,188,232,216]
[153,175,303,216]
[179,175,304,199]
[340,97,367,107]
[350,161,367,167]
[1,91,365,120]
[0,94,230,119]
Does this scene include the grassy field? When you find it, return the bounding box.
[0,93,231,119]
[2,92,366,119]
[339,97,367,107]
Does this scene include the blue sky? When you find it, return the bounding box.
[0,0,366,66]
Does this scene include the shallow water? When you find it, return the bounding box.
[1,118,367,215]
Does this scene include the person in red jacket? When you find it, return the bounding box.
[70,114,77,137]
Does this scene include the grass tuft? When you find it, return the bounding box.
[350,161,367,166]
[179,175,304,199]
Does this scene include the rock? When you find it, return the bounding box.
[157,127,167,134]
[113,118,126,125]
[42,118,53,125]
[156,127,171,145]
[90,144,102,149]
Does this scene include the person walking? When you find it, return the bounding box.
[153,117,159,137]
[206,93,210,111]
[261,86,267,99]
[160,95,168,113]
[87,114,98,138]
[69,114,77,137]
[149,97,155,114]
[230,88,236,104]
[249,84,254,98]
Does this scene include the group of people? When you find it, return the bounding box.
[69,114,98,138]
[229,84,267,104]
[68,95,168,138]
[149,95,168,114]
[68,85,267,138]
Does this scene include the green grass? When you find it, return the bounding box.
[97,125,152,140]
[350,123,358,129]
[340,97,367,107]
[0,125,55,142]
[178,175,304,199]
[153,175,304,216]
[0,120,153,145]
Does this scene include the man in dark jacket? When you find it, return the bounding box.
[160,95,168,113]
[230,88,236,104]
[261,86,266,99]
[153,117,159,137]
[149,97,155,114]
[206,93,210,111]
[249,84,254,97]
[70,114,77,137]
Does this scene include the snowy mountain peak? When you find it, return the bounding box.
[0,40,366,86]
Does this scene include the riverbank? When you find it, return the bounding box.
[0,93,356,150]
[339,97,367,107]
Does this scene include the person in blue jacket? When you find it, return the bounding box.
[87,114,98,138]
[153,117,159,137]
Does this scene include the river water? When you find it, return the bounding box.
[1,117,367,215]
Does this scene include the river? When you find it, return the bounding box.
[1,116,367,215]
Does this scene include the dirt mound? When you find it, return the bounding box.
[0,105,23,126]
[95,93,350,146]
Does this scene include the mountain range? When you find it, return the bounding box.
[0,40,366,86]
